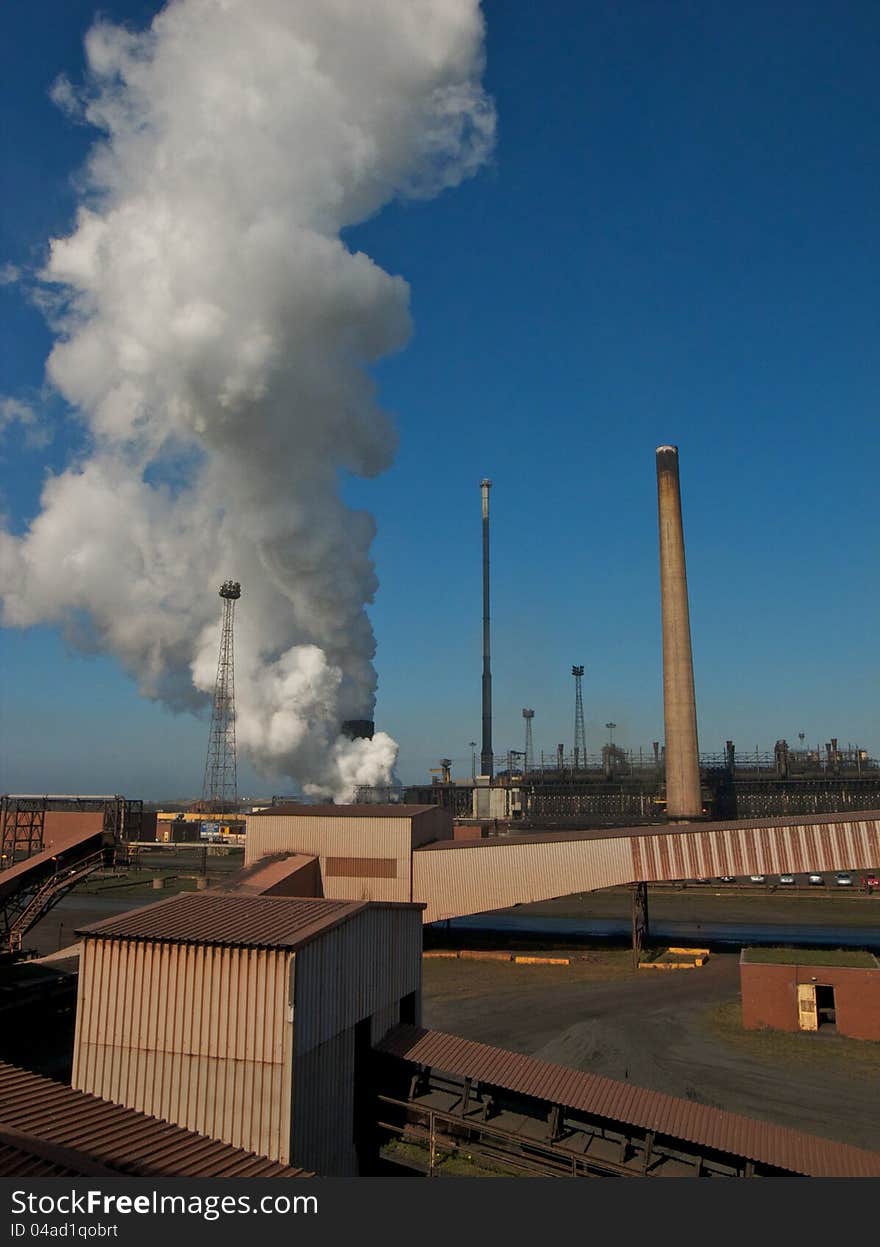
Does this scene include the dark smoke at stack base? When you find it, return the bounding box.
[480,478,493,779]
[656,445,702,819]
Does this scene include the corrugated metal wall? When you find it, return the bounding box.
[292,907,422,1051]
[244,815,412,901]
[290,1026,357,1175]
[629,817,880,881]
[413,815,880,922]
[289,906,422,1173]
[73,937,295,1162]
[413,837,633,923]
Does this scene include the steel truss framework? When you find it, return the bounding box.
[202,581,241,808]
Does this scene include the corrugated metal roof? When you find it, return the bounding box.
[0,1063,311,1177]
[416,808,880,850]
[77,892,367,949]
[377,1026,880,1178]
[253,803,437,818]
[0,1143,78,1177]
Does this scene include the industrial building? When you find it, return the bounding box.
[73,892,424,1174]
[2,449,879,1181]
[740,949,880,1041]
[237,803,880,927]
[243,803,451,901]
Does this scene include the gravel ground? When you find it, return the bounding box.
[423,953,880,1153]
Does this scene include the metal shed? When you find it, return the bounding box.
[73,891,424,1175]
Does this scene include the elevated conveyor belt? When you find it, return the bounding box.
[373,1025,880,1178]
[0,826,113,955]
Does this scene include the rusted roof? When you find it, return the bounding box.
[250,803,437,818]
[0,1141,81,1177]
[0,1063,311,1178]
[77,892,367,949]
[377,1026,880,1178]
[416,808,880,851]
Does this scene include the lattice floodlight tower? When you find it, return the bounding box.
[522,709,535,773]
[202,580,241,810]
[572,665,586,769]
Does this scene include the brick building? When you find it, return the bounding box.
[740,948,880,1041]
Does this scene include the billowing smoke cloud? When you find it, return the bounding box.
[1,0,494,800]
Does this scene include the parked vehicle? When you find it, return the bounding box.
[808,873,824,885]
[865,875,880,890]
[718,876,736,883]
[779,874,795,885]
[749,875,765,884]
[834,872,853,886]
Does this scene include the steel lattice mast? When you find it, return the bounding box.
[202,581,241,808]
[522,709,535,773]
[572,665,586,769]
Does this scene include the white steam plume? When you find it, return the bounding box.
[1,0,494,800]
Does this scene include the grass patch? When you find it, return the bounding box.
[382,1139,526,1177]
[704,1000,880,1069]
[741,947,877,967]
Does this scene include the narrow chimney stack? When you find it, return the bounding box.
[656,446,702,818]
[480,479,493,779]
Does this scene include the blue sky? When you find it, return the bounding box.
[2,1,878,797]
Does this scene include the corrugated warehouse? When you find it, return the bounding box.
[73,892,424,1175]
[412,812,880,923]
[243,803,451,903]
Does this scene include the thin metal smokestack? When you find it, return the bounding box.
[480,478,493,778]
[656,445,702,819]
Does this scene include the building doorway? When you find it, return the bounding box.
[815,984,836,1028]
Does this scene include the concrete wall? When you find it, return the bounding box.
[741,959,880,1041]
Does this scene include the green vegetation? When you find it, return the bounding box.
[704,1001,880,1069]
[381,1139,527,1177]
[741,947,877,968]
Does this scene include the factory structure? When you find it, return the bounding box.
[398,450,880,824]
[2,446,880,1178]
